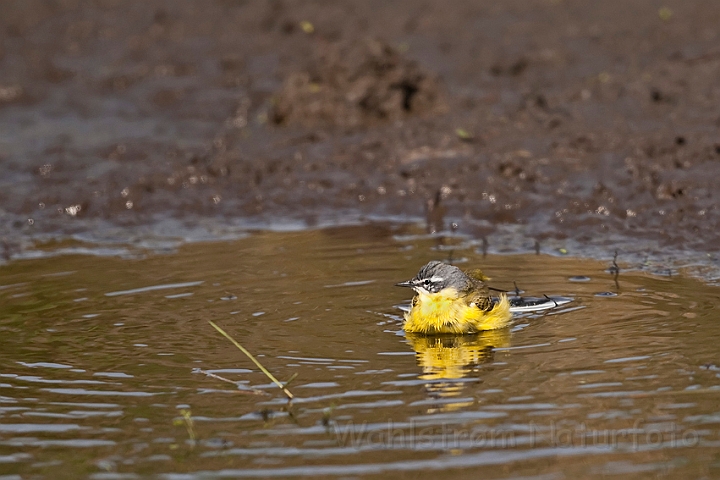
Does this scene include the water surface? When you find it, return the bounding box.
[1,226,718,478]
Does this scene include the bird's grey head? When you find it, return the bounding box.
[396,261,470,294]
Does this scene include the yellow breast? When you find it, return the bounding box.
[403,288,512,334]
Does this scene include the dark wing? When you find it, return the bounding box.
[465,277,493,311]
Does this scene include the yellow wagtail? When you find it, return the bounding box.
[396,261,511,334]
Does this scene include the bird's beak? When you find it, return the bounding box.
[395,280,414,288]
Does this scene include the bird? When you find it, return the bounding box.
[396,261,512,334]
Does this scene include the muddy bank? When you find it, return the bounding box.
[1,0,719,271]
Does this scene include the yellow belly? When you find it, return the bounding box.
[403,290,512,334]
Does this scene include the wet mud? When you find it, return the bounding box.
[1,1,720,271]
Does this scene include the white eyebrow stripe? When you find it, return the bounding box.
[428,276,445,283]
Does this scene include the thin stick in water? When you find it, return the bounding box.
[209,321,294,400]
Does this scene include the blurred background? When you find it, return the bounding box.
[1,0,719,265]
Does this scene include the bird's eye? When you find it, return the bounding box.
[423,279,431,285]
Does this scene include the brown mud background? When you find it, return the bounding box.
[1,0,719,271]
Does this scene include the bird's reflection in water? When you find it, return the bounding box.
[405,329,511,411]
